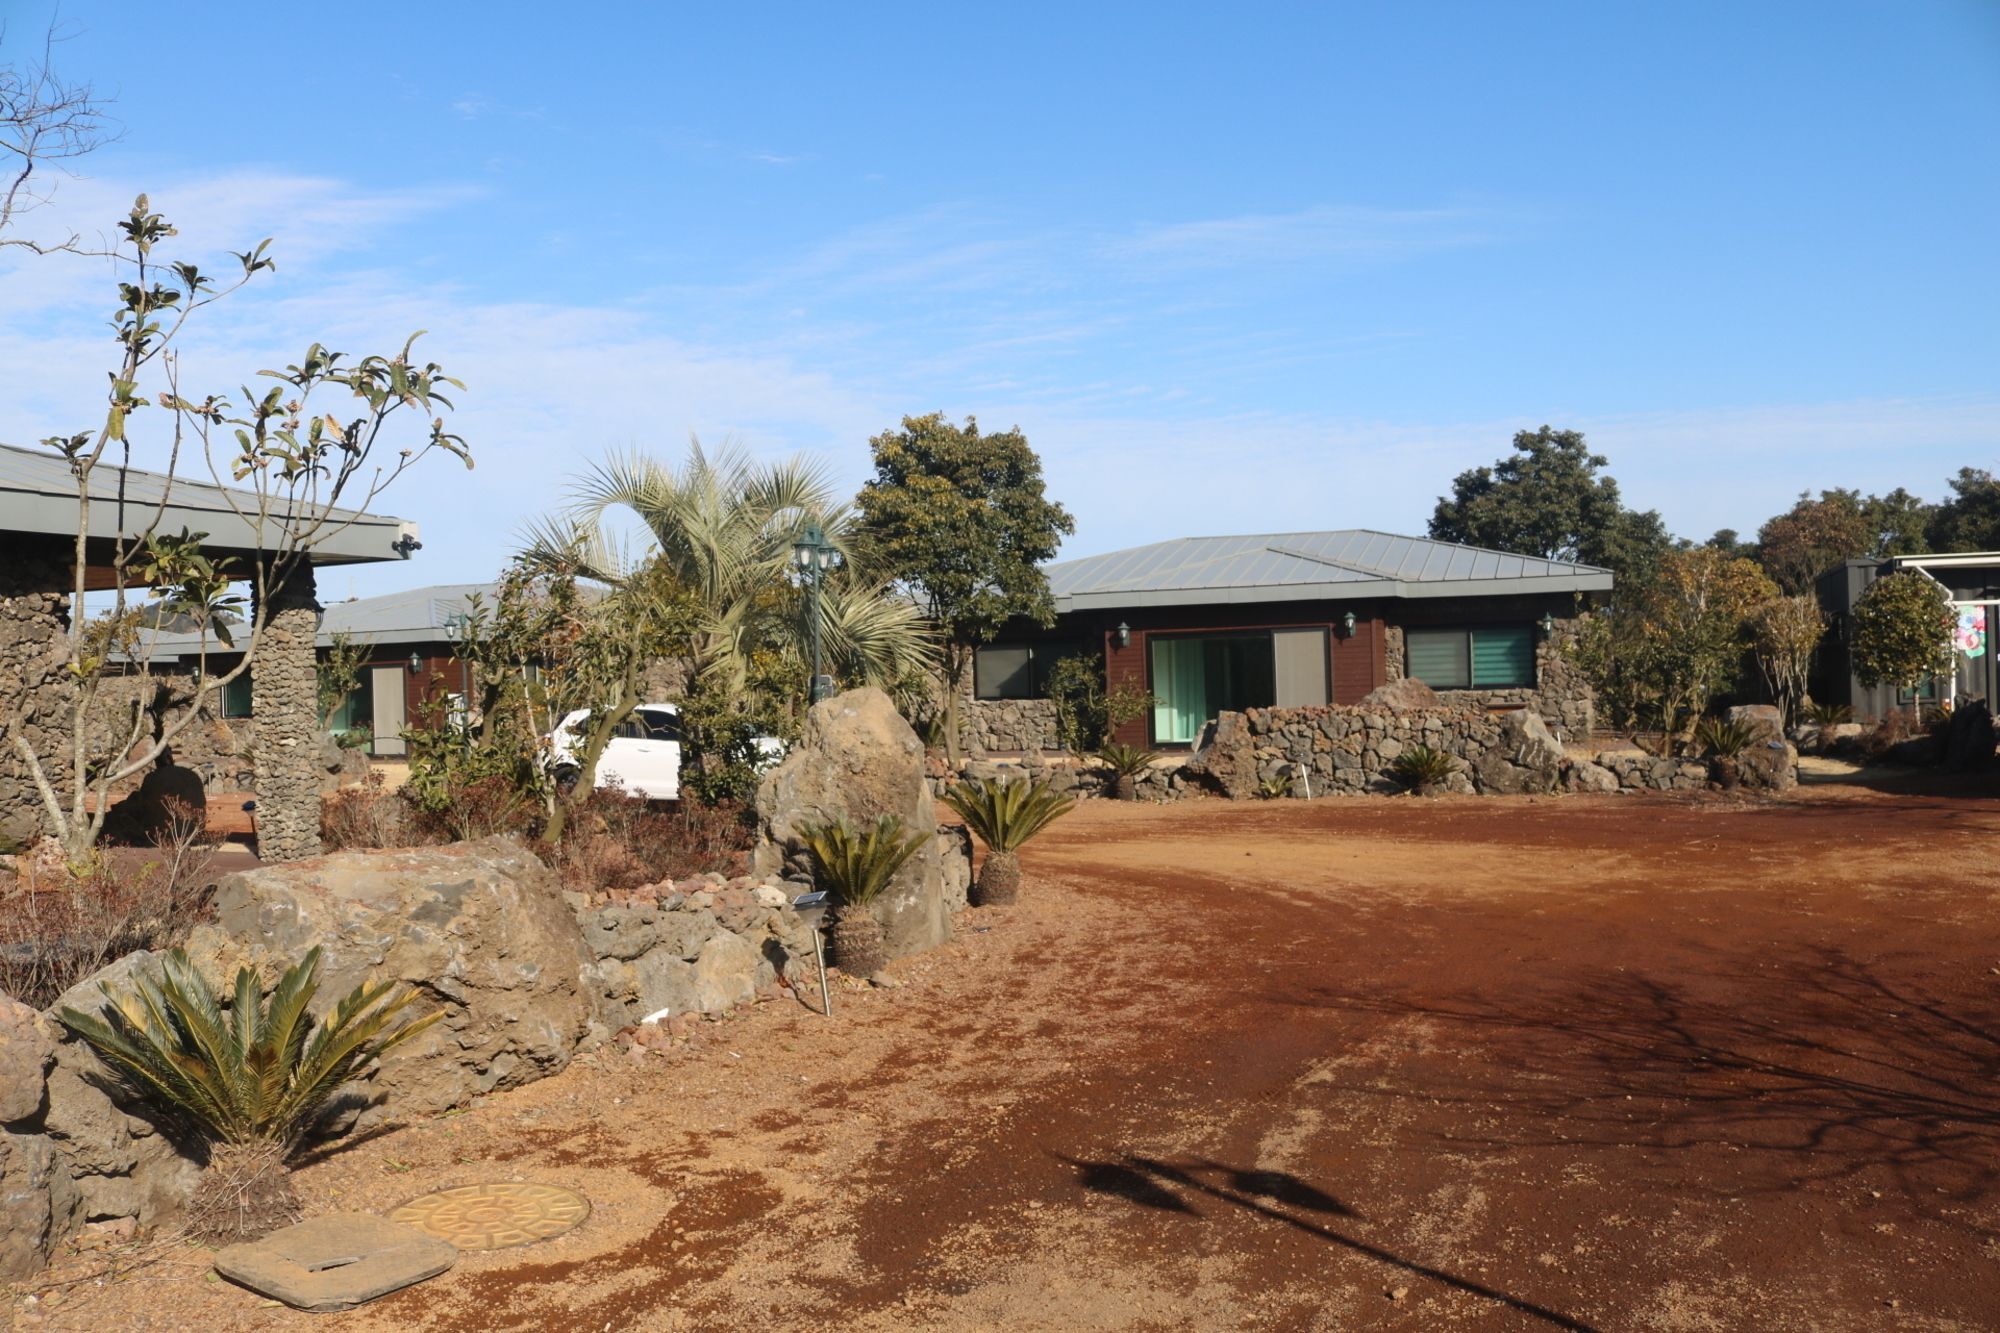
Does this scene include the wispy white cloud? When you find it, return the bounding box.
[5,166,1992,604]
[1106,203,1496,270]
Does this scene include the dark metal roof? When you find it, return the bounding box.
[0,442,419,567]
[1045,530,1612,611]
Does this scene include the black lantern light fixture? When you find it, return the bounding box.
[407,650,423,674]
[792,525,843,702]
[1341,610,1357,637]
[1114,621,1131,649]
[1539,611,1557,636]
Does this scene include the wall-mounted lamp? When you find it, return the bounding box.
[1114,622,1130,649]
[407,651,423,674]
[1341,610,1357,637]
[1539,611,1557,635]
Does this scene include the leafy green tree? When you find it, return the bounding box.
[1569,548,1777,750]
[1703,529,1756,560]
[1850,570,1955,699]
[1428,427,1671,582]
[1752,488,1936,594]
[1755,491,1874,594]
[1926,468,2000,552]
[1861,488,1935,559]
[857,414,1075,763]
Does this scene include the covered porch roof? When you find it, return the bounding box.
[0,442,421,589]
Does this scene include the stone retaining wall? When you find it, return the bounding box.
[1195,701,1775,799]
[0,537,76,848]
[962,695,1060,754]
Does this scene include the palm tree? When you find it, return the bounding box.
[525,439,932,707]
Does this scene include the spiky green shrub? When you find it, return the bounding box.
[1097,741,1159,800]
[58,946,439,1239]
[1390,745,1460,794]
[943,777,1076,855]
[797,813,929,907]
[1800,700,1853,728]
[797,814,928,978]
[1257,774,1294,799]
[942,777,1076,906]
[1097,741,1158,779]
[1692,716,1757,759]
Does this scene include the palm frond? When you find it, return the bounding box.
[797,813,928,906]
[57,947,437,1154]
[941,777,1076,853]
[1097,742,1159,778]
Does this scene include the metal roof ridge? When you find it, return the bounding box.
[1261,543,1386,578]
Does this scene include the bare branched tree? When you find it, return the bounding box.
[0,17,115,252]
[2,194,472,858]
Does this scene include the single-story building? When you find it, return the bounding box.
[964,529,1613,753]
[0,441,423,857]
[1814,552,1999,719]
[149,582,504,760]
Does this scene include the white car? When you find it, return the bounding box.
[545,704,783,802]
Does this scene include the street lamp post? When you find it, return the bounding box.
[792,525,843,703]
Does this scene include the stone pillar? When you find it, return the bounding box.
[0,537,75,848]
[252,563,321,862]
[1382,625,1406,682]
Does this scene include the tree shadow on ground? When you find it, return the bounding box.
[1053,1152,1604,1332]
[1286,945,2000,1222]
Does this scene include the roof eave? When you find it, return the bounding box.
[0,491,420,567]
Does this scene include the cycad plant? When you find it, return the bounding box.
[941,777,1076,907]
[1096,741,1158,801]
[1692,715,1757,790]
[1390,745,1460,796]
[58,947,439,1241]
[797,814,928,980]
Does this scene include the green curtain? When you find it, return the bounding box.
[1150,638,1208,744]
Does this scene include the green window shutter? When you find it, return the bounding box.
[222,672,253,718]
[1471,627,1535,688]
[1406,629,1470,688]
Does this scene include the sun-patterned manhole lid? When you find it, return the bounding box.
[388,1182,591,1251]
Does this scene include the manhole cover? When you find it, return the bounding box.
[389,1183,591,1251]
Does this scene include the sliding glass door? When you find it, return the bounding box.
[1149,632,1307,744]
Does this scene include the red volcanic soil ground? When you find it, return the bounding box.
[14,781,2000,1331]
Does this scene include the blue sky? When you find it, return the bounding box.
[3,1,1997,599]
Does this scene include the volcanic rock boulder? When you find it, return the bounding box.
[1473,709,1564,795]
[0,995,83,1281]
[38,951,204,1234]
[1182,711,1258,799]
[1727,704,1799,792]
[753,688,949,962]
[1945,698,1996,772]
[1357,677,1443,712]
[185,837,592,1131]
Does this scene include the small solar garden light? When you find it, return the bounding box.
[791,889,834,1016]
